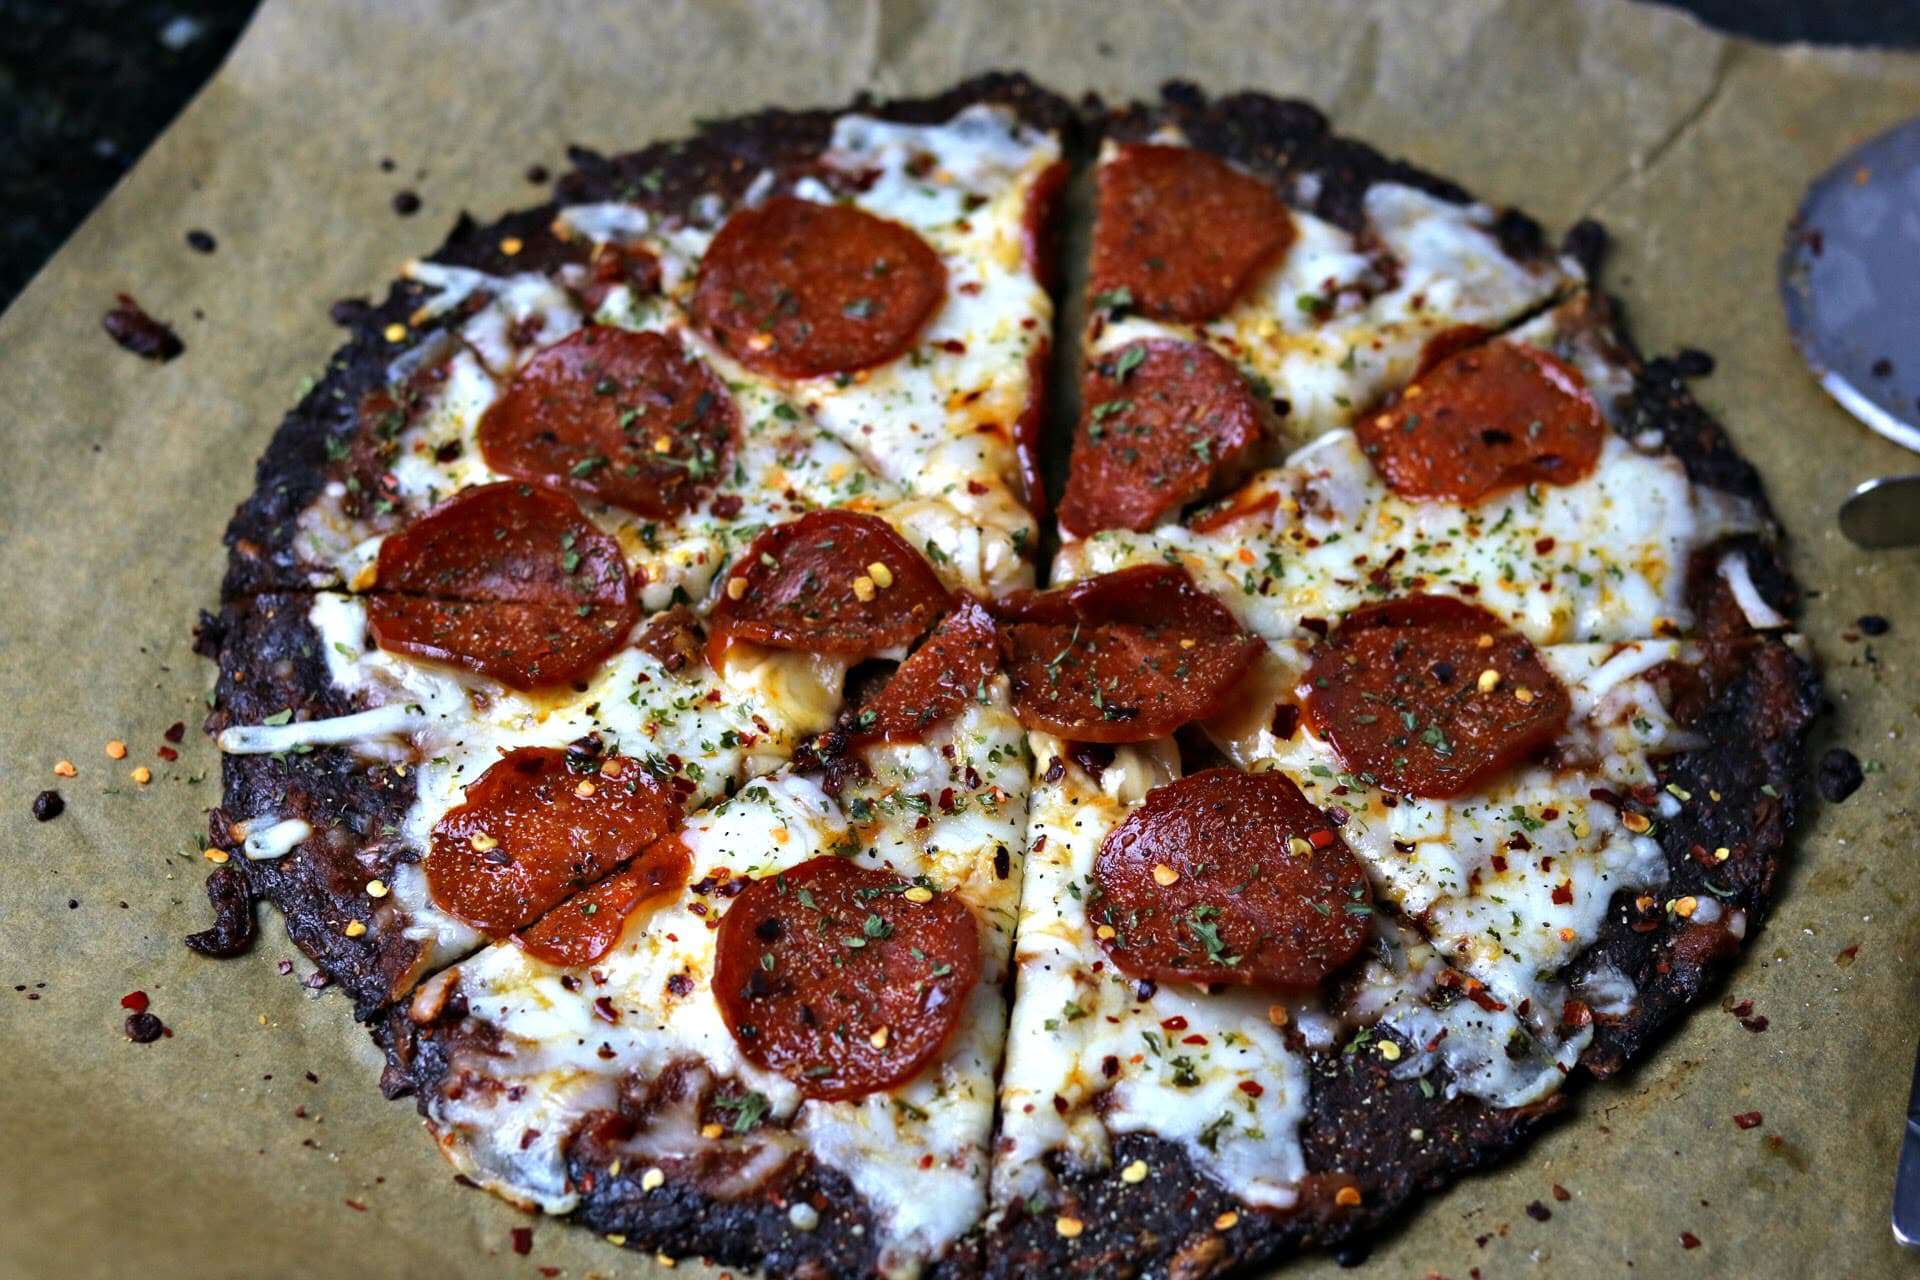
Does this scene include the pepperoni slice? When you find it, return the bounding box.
[707,511,952,660]
[1354,341,1606,505]
[993,565,1261,743]
[368,482,637,689]
[1089,144,1295,324]
[1057,339,1264,536]
[425,747,682,936]
[692,196,946,378]
[476,327,735,517]
[712,857,980,1101]
[1093,768,1371,990]
[514,838,691,967]
[1302,595,1572,797]
[850,598,999,744]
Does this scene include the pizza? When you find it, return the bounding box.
[192,75,1818,1279]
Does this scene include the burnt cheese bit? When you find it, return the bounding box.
[31,790,64,822]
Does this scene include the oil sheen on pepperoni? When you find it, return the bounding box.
[1303,594,1571,797]
[712,857,980,1101]
[426,748,681,936]
[708,510,951,659]
[1058,339,1263,535]
[514,838,691,967]
[477,327,735,517]
[1089,143,1295,323]
[1093,768,1372,990]
[368,482,636,689]
[850,598,999,744]
[994,565,1261,743]
[692,196,945,378]
[1355,340,1606,504]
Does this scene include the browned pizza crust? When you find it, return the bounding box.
[193,595,428,1018]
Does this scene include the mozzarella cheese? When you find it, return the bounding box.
[415,680,1030,1277]
[1055,426,1764,646]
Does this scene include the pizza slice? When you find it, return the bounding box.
[1056,281,1787,649]
[228,72,1069,602]
[984,564,1811,1277]
[1057,84,1578,540]
[199,76,1070,1014]
[380,600,1028,1277]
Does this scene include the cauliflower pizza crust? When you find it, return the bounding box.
[192,76,1817,1279]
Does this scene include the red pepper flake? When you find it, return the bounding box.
[1160,1016,1189,1032]
[1679,1231,1701,1250]
[511,1226,534,1255]
[120,991,150,1013]
[539,1269,561,1278]
[164,721,187,743]
[102,293,184,362]
[1835,943,1860,967]
[593,996,620,1024]
[1551,1184,1570,1202]
[1741,1013,1770,1034]
[1732,1111,1763,1130]
[1524,1200,1551,1222]
[156,745,179,762]
[1238,1080,1265,1098]
[344,1199,368,1212]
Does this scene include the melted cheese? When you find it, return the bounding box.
[1055,428,1764,646]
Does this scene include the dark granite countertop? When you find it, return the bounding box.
[2,0,1916,313]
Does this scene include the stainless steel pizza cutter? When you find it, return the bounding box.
[1779,114,1920,551]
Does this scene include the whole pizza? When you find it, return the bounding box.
[192,73,1818,1278]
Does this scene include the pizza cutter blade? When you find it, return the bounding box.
[1781,114,1920,459]
[1893,1038,1920,1247]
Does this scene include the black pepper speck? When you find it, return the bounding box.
[1857,614,1890,636]
[31,789,64,821]
[125,1011,165,1043]
[185,229,216,253]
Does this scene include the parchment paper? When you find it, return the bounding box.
[3,2,1917,1276]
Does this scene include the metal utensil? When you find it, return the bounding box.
[1780,114,1920,456]
[1894,1040,1920,1247]
[1840,475,1920,550]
